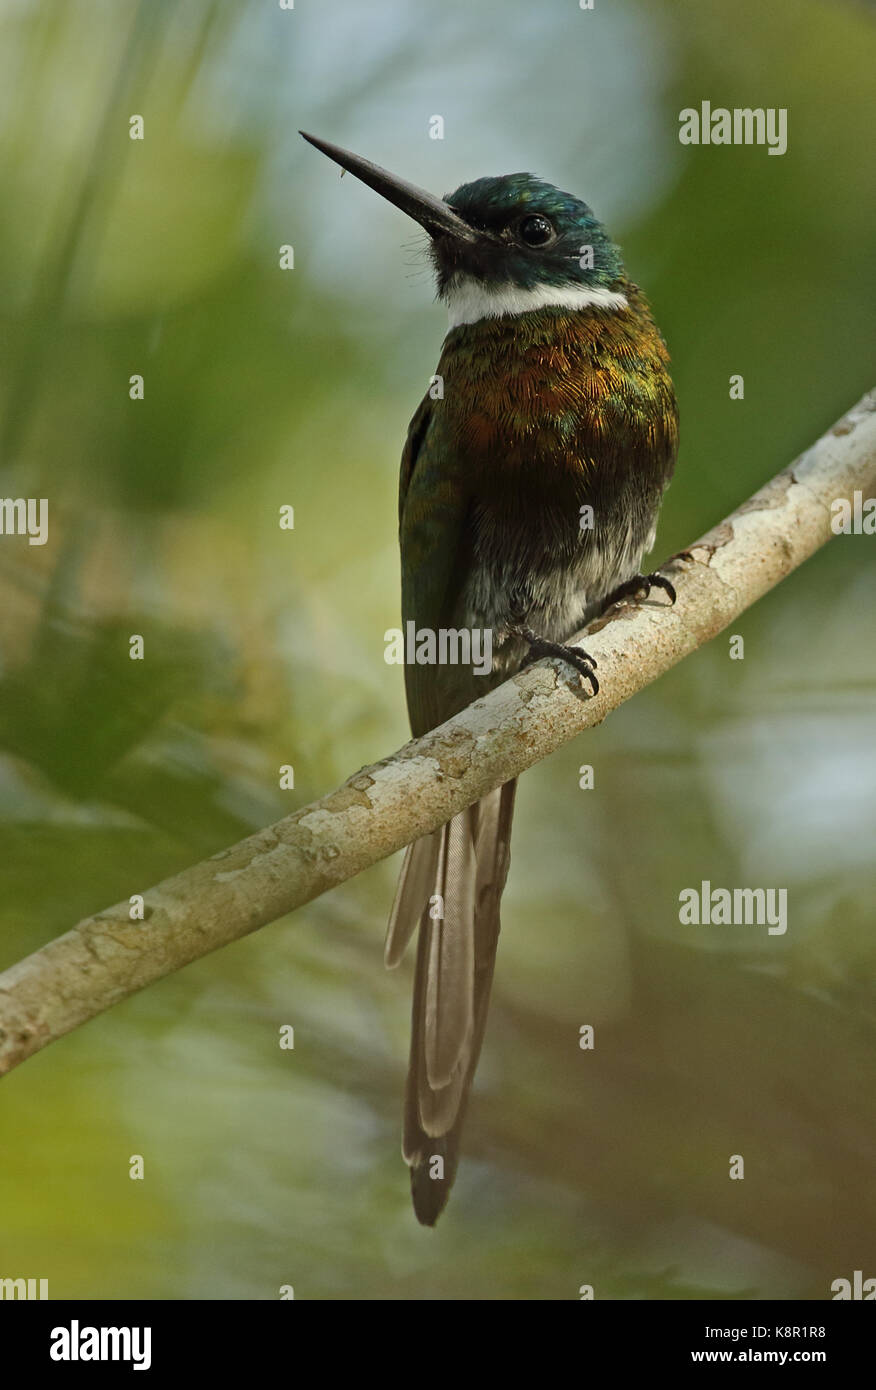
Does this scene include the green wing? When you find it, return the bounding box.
[398,395,478,737]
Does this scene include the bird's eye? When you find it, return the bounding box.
[517,213,555,247]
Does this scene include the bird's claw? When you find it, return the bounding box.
[602,570,677,611]
[509,624,600,696]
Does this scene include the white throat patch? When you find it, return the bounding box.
[444,277,629,329]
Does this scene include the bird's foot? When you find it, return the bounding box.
[600,569,677,613]
[507,624,599,695]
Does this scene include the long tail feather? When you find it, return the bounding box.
[387,780,517,1224]
[385,833,440,968]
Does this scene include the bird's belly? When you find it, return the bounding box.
[462,501,656,633]
[461,503,656,676]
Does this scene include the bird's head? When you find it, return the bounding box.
[301,133,626,325]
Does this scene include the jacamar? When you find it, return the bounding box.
[302,132,679,1224]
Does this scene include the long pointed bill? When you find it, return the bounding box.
[300,131,492,245]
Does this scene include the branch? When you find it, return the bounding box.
[1,390,874,1077]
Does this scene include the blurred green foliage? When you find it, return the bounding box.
[0,0,874,1299]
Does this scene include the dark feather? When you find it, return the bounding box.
[390,781,517,1224]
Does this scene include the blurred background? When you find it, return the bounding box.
[0,0,874,1300]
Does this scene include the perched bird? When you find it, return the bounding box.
[302,132,679,1224]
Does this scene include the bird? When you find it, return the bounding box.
[301,131,679,1224]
